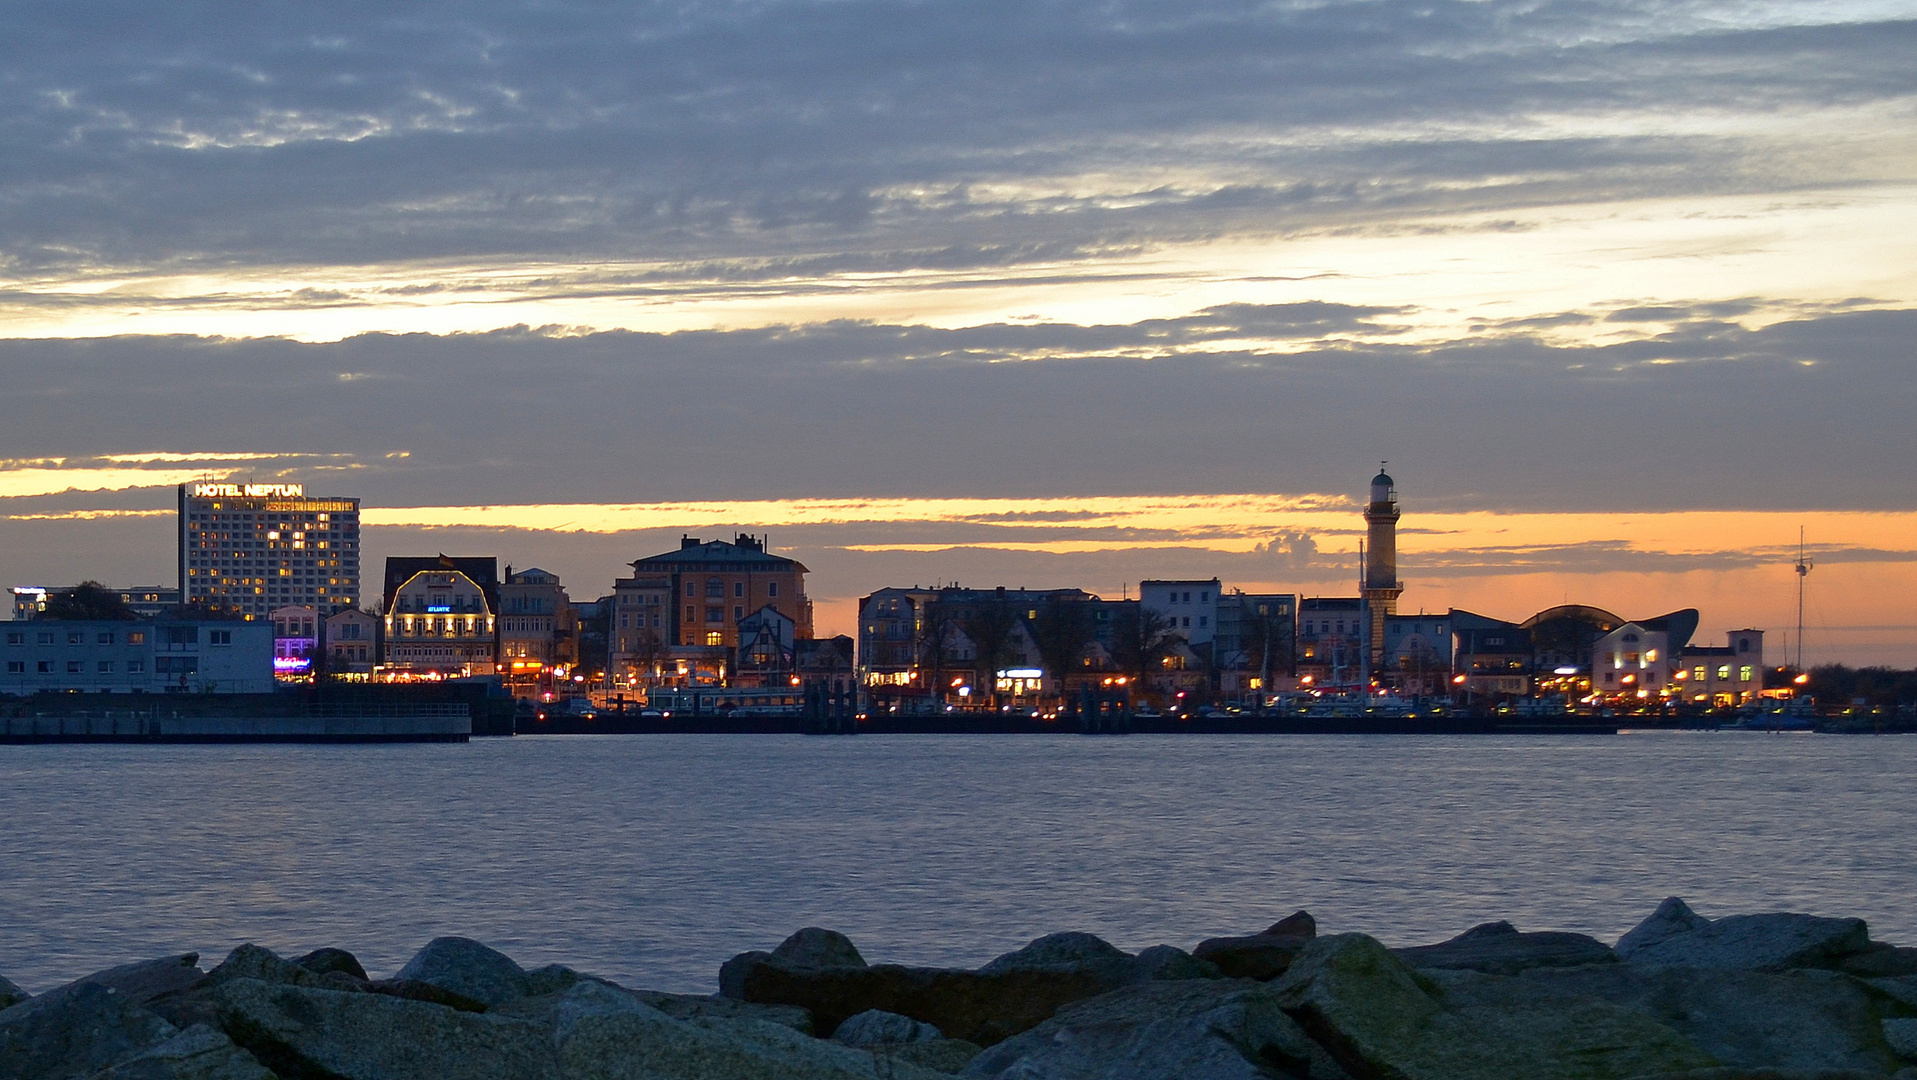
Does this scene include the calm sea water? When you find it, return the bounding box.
[2,733,1912,995]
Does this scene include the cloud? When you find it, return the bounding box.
[0,1,1910,284]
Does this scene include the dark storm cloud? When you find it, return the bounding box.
[0,1,1910,274]
[0,303,1911,511]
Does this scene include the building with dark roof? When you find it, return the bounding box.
[620,534,811,653]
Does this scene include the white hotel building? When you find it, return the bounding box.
[178,482,361,620]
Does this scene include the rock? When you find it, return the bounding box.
[1434,961,1905,1074]
[552,980,946,1079]
[1621,910,1873,972]
[0,981,181,1080]
[772,928,868,970]
[1624,1071,1893,1079]
[1839,945,1917,979]
[718,950,775,1000]
[835,1008,943,1045]
[979,933,1131,980]
[880,1039,984,1074]
[1885,1018,1917,1060]
[1872,976,1917,1011]
[962,977,1348,1080]
[204,976,558,1080]
[1271,932,1714,1080]
[294,948,368,981]
[1393,920,1618,975]
[393,936,532,1009]
[627,989,815,1034]
[200,944,332,990]
[737,961,1116,1046]
[45,955,205,1008]
[83,1023,275,1080]
[1619,897,1715,957]
[0,974,26,1010]
[523,963,585,998]
[1192,911,1318,981]
[1126,945,1223,983]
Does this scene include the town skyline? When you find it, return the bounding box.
[2,1,1913,665]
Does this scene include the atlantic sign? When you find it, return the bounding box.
[191,483,305,498]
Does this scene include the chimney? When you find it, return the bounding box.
[682,535,700,549]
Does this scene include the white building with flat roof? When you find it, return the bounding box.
[1,618,273,694]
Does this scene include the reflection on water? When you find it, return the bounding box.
[1,733,1912,993]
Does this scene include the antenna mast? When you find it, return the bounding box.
[1794,527,1813,670]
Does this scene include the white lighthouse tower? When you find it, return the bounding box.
[1362,464,1405,669]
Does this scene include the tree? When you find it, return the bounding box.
[37,582,135,621]
[1110,604,1179,693]
[629,628,668,684]
[1238,600,1295,695]
[914,606,957,706]
[957,599,1020,709]
[1030,596,1094,708]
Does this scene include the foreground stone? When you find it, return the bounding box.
[1432,962,1908,1074]
[963,977,1349,1080]
[1272,933,1718,1079]
[1618,899,1874,972]
[1192,911,1319,980]
[204,976,557,1080]
[1,981,194,1080]
[391,935,533,1010]
[552,979,950,1080]
[87,1023,276,1080]
[1,973,27,1010]
[1393,920,1617,975]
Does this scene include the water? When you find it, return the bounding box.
[2,733,1912,994]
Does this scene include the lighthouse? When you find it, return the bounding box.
[1362,464,1405,669]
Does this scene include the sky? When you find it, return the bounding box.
[1,0,1914,664]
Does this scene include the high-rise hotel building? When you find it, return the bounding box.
[178,482,361,619]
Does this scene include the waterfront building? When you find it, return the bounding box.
[627,535,812,651]
[1677,629,1766,706]
[1591,609,1700,701]
[1381,612,1452,695]
[1452,616,1534,698]
[856,585,1099,704]
[178,481,361,619]
[1215,591,1298,695]
[13,585,180,621]
[498,567,577,692]
[380,556,500,677]
[608,575,672,687]
[270,605,320,679]
[324,608,378,675]
[796,635,857,695]
[1361,466,1405,668]
[1296,597,1364,686]
[1,617,273,694]
[1141,579,1220,646]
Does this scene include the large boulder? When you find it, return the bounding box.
[1839,944,1917,979]
[294,948,368,981]
[0,981,183,1080]
[1617,902,1873,972]
[199,944,338,991]
[552,980,948,1080]
[84,1023,276,1080]
[392,936,533,1009]
[1126,945,1224,983]
[1431,961,1908,1074]
[40,955,205,1008]
[1883,1017,1917,1060]
[1271,933,1715,1080]
[626,988,815,1034]
[979,933,1131,982]
[962,977,1348,1080]
[1618,897,1714,956]
[1394,920,1617,975]
[1192,910,1318,981]
[834,1008,943,1045]
[736,961,1116,1046]
[203,976,558,1080]
[773,928,868,970]
[1,973,26,1010]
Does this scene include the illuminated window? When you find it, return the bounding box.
[706,632,724,646]
[1739,666,1754,681]
[1717,665,1731,679]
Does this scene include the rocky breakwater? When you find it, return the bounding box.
[6,899,1917,1080]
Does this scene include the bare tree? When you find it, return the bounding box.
[958,599,1020,709]
[1030,596,1094,709]
[1110,604,1179,695]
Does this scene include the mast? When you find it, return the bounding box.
[1794,527,1813,670]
